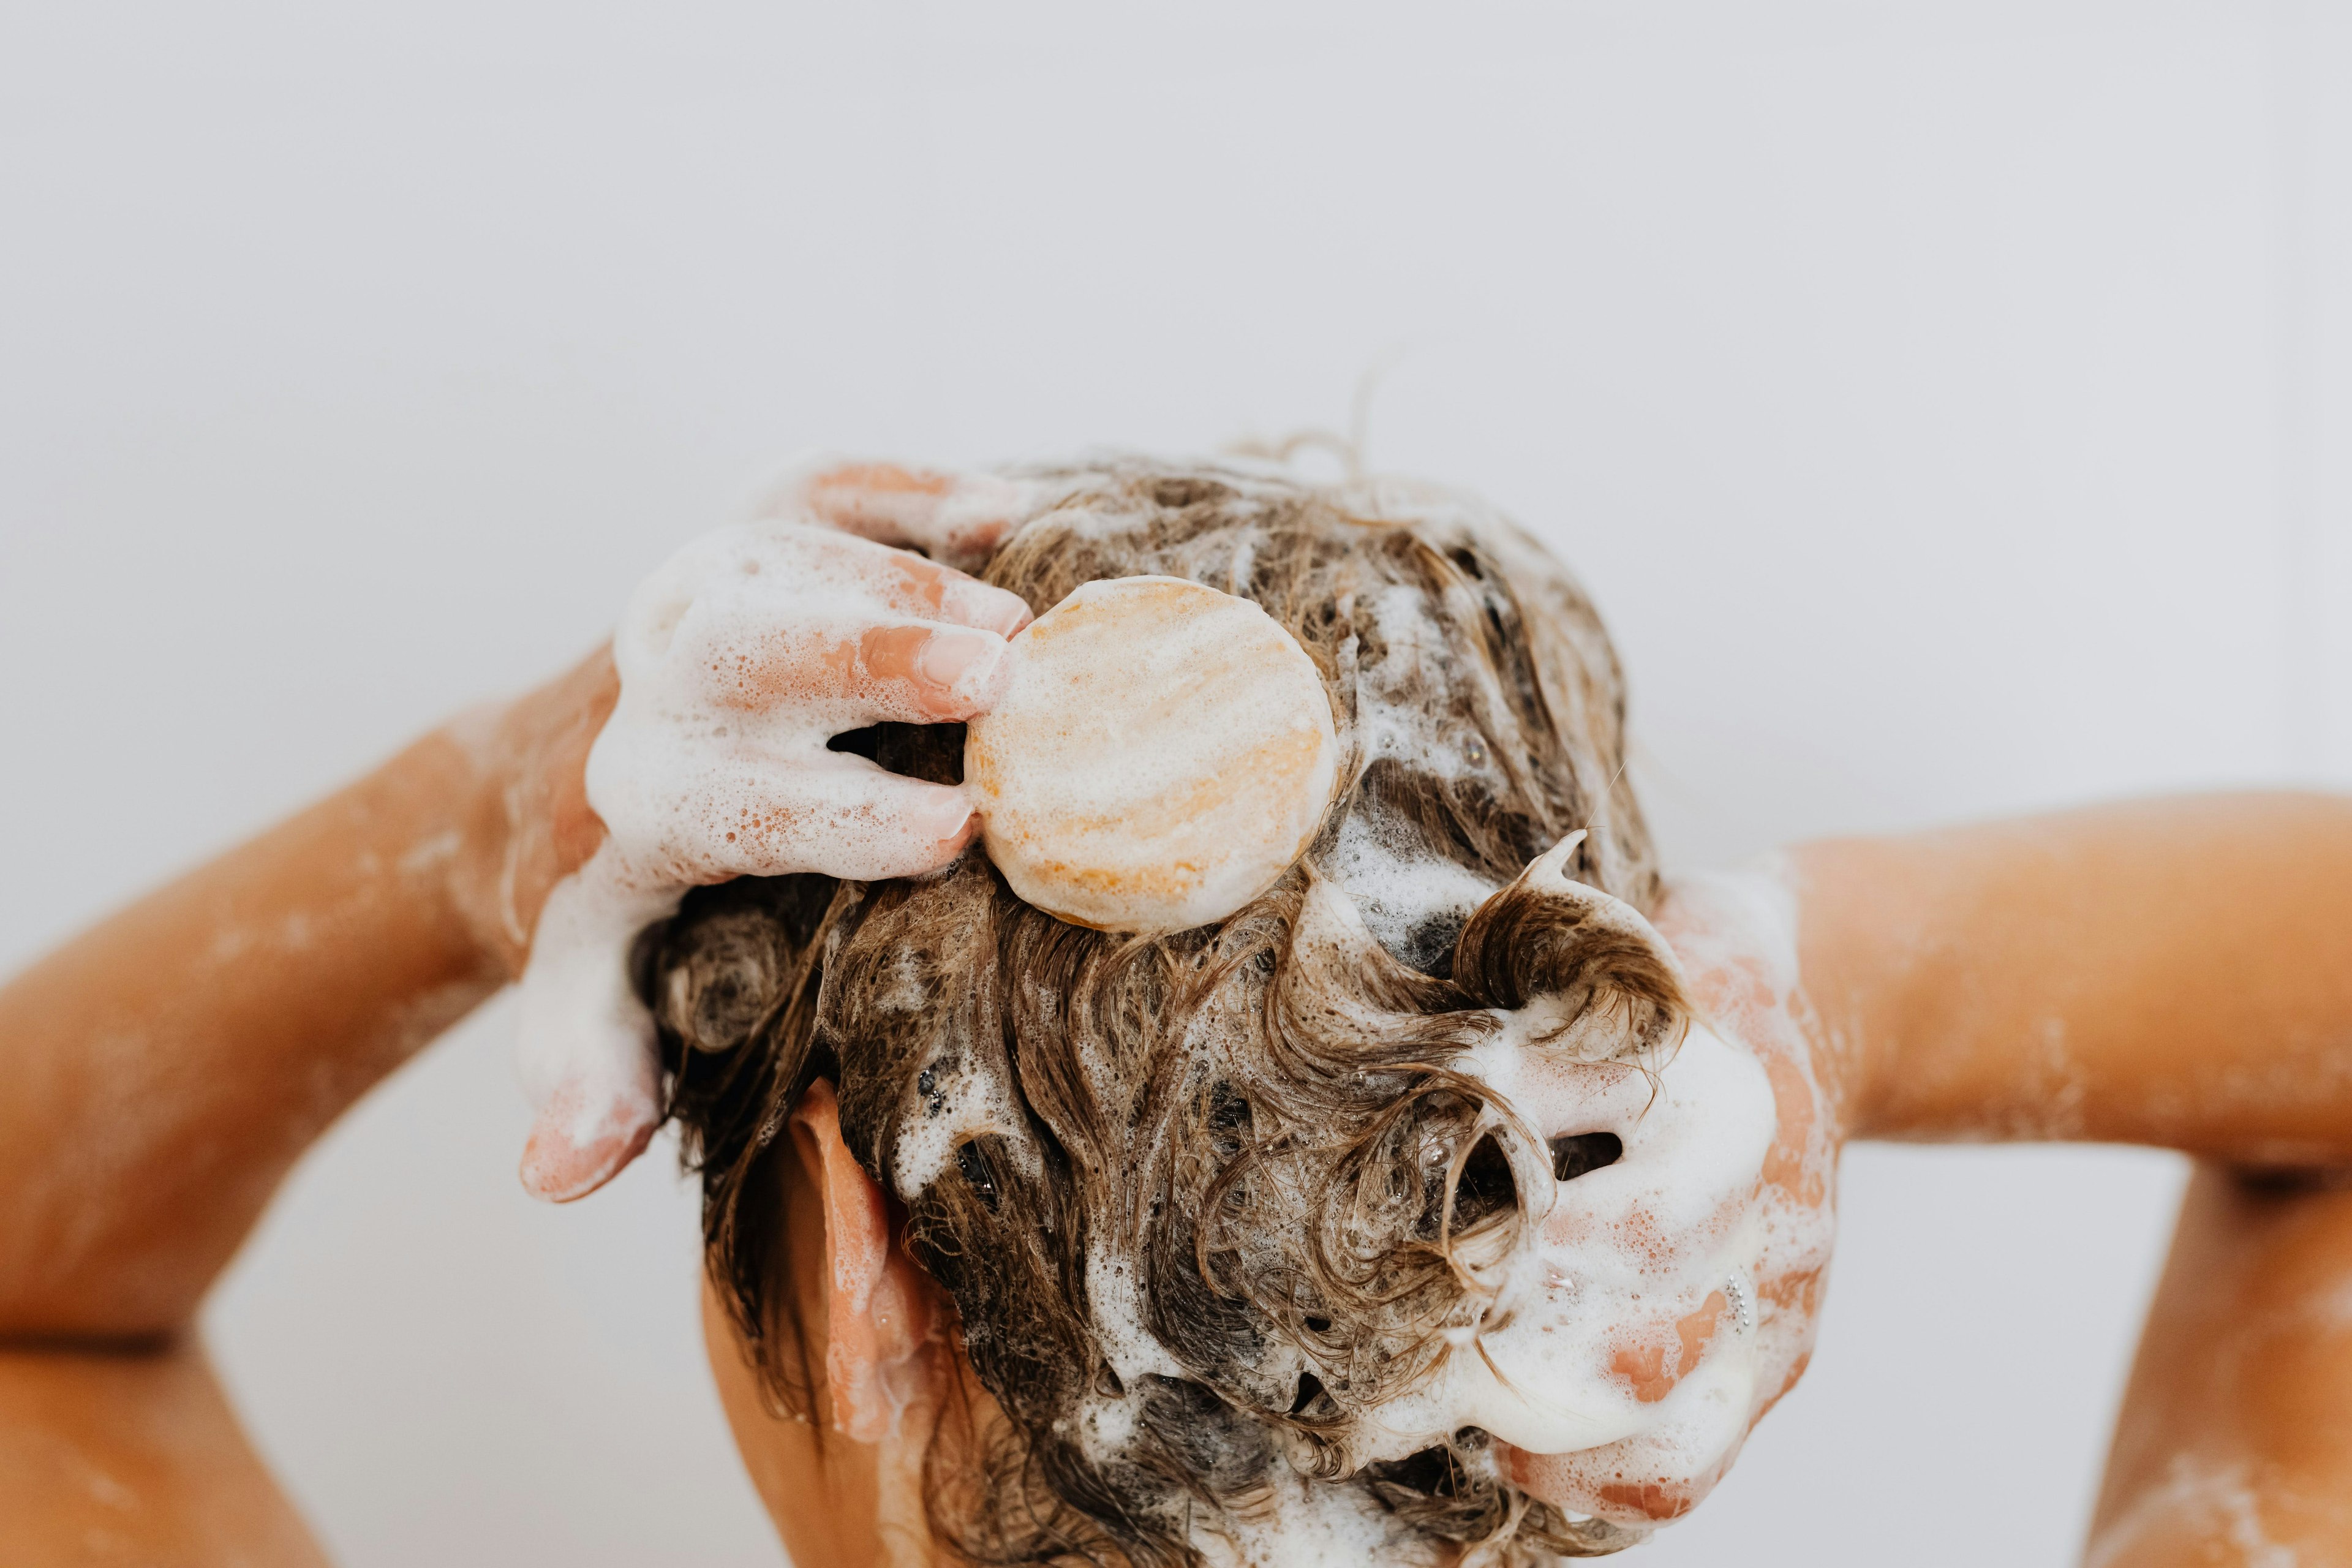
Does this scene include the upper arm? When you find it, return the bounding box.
[2088,1163,2352,1566]
[0,1343,327,1565]
[1795,793,2352,1159]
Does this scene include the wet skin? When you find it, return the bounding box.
[1488,876,1839,1527]
[6,464,2352,1562]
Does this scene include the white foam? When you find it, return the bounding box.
[1352,582,1473,777]
[1321,808,1499,963]
[1084,1245,1188,1392]
[1272,852,1831,1534]
[887,1039,1036,1202]
[1200,1469,1429,1568]
[2087,1456,2300,1568]
[1400,861,1836,1527]
[513,518,1021,1197]
[1431,1022,1777,1457]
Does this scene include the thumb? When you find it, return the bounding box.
[514,843,675,1202]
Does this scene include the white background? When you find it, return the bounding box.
[6,2,2352,1563]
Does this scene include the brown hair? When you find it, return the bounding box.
[643,459,1682,1564]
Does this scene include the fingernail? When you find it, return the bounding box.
[518,1083,659,1203]
[937,574,1031,636]
[916,788,976,842]
[918,629,1005,697]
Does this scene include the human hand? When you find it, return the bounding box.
[1453,863,1841,1534]
[465,466,1041,1203]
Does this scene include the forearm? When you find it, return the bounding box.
[1796,793,2352,1159]
[0,729,505,1338]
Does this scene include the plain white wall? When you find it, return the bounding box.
[6,2,2351,1563]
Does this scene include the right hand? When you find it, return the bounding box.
[478,461,1041,1202]
[1492,867,1839,1529]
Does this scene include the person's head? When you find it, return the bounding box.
[644,459,1724,1565]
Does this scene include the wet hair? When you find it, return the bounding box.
[643,459,1683,1564]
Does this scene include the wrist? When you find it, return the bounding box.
[443,645,620,983]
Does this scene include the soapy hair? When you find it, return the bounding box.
[644,459,1678,1565]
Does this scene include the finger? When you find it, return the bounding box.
[683,605,1016,725]
[513,846,674,1202]
[520,1070,661,1202]
[612,526,1030,710]
[756,521,1031,636]
[1500,1416,1732,1530]
[755,453,1044,573]
[1503,1439,1683,1528]
[703,757,979,883]
[871,547,1033,638]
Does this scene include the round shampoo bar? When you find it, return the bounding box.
[965,575,1341,933]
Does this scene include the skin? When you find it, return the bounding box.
[1807,799,2352,1567]
[1491,872,1836,1526]
[512,516,1031,1201]
[3,466,2350,1562]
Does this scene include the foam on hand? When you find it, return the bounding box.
[513,518,1023,1202]
[965,576,1342,935]
[1380,861,1830,1535]
[1000,848,1822,1560]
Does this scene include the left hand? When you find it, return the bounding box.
[461,461,1049,1202]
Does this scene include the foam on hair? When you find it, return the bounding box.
[648,458,1677,1564]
